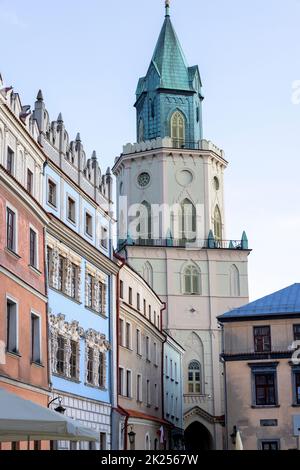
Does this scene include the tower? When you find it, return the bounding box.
[113,1,250,450]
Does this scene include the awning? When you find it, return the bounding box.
[0,388,98,442]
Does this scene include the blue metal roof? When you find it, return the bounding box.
[219,284,300,320]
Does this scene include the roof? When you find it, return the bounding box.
[219,283,300,322]
[125,409,171,427]
[151,16,190,91]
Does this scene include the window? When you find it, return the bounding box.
[188,361,201,394]
[294,325,300,341]
[70,264,78,299]
[98,282,104,314]
[118,367,124,395]
[153,342,157,365]
[261,441,279,451]
[138,118,144,143]
[6,299,17,353]
[7,147,14,175]
[137,374,142,402]
[29,228,38,268]
[255,373,276,406]
[101,227,108,249]
[230,265,240,297]
[34,441,41,451]
[47,247,53,283]
[139,201,152,239]
[254,326,271,353]
[170,359,173,380]
[126,322,131,349]
[67,197,76,223]
[85,212,93,237]
[166,392,169,415]
[136,329,141,356]
[143,262,153,288]
[175,363,178,382]
[31,314,41,364]
[155,384,159,409]
[11,442,20,451]
[126,370,132,398]
[165,355,168,377]
[143,299,146,316]
[6,207,16,252]
[181,199,196,241]
[119,318,124,346]
[70,340,78,380]
[87,348,94,384]
[171,111,185,148]
[27,169,33,194]
[146,380,150,406]
[120,280,124,299]
[146,337,150,361]
[87,274,93,308]
[214,206,222,241]
[171,395,174,417]
[129,287,133,305]
[57,256,65,292]
[184,265,201,295]
[56,335,65,375]
[98,352,105,388]
[48,179,57,207]
[137,293,141,311]
[100,433,107,451]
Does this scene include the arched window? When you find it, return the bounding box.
[143,262,153,288]
[188,361,201,394]
[214,206,222,241]
[184,265,201,295]
[139,119,144,143]
[181,199,196,241]
[138,201,152,240]
[145,433,151,450]
[230,264,240,297]
[171,111,185,148]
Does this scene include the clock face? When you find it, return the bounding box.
[138,172,151,188]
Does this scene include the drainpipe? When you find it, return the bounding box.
[160,302,167,448]
[114,251,128,450]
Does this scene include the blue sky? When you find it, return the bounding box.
[1,0,300,300]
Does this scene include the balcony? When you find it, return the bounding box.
[184,394,212,406]
[118,237,249,251]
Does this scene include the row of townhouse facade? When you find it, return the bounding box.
[0,74,184,451]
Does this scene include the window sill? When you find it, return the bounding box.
[47,201,58,211]
[31,361,44,368]
[49,286,82,305]
[29,265,42,276]
[6,350,21,359]
[53,373,81,384]
[85,383,107,391]
[137,354,143,359]
[251,405,280,409]
[146,404,151,408]
[5,248,21,260]
[292,404,300,408]
[85,306,107,319]
[146,359,151,364]
[67,217,77,227]
[84,232,93,240]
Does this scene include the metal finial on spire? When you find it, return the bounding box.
[165,0,170,16]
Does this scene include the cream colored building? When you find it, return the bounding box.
[219,284,300,451]
[114,262,171,451]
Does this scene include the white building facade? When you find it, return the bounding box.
[113,4,251,450]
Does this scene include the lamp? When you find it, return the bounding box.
[48,396,66,415]
[128,428,136,446]
[230,426,237,445]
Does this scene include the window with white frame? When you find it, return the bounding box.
[7,147,14,175]
[48,179,57,207]
[125,322,131,349]
[85,211,93,237]
[146,336,150,361]
[27,169,33,195]
[170,359,173,380]
[137,374,142,402]
[155,383,159,409]
[101,227,108,249]
[136,329,141,356]
[118,367,124,395]
[6,298,18,354]
[153,342,157,366]
[31,313,41,364]
[6,206,17,253]
[67,196,76,224]
[146,379,151,406]
[184,265,201,295]
[188,361,201,394]
[126,370,132,398]
[29,228,38,269]
[119,318,124,346]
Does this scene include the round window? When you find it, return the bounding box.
[138,172,151,188]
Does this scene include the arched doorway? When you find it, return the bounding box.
[184,422,213,451]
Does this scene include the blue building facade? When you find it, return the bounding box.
[135,4,204,146]
[33,93,118,450]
